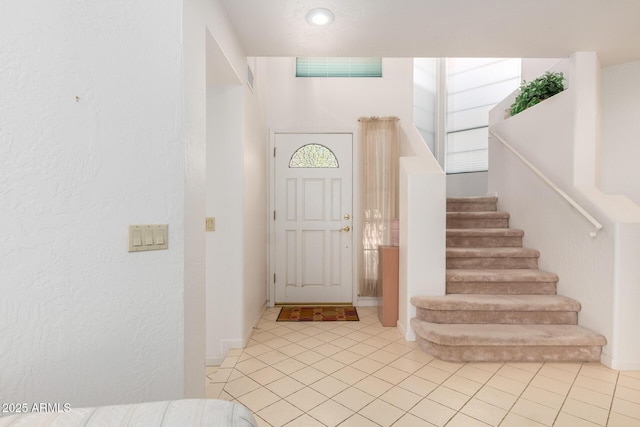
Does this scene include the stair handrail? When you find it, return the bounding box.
[489,128,603,237]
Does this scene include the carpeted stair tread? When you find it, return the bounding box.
[411,294,580,312]
[447,211,510,229]
[447,228,524,248]
[447,228,524,237]
[411,319,607,347]
[447,196,498,204]
[447,248,539,269]
[447,212,510,219]
[447,247,539,258]
[446,282,557,295]
[447,269,558,283]
[447,197,498,212]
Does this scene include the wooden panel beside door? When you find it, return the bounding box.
[378,246,399,327]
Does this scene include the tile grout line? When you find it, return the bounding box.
[604,369,621,427]
[448,362,511,427]
[461,363,509,427]
[550,363,583,427]
[494,361,544,427]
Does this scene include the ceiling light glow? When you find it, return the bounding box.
[306,8,335,26]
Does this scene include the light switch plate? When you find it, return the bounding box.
[128,224,168,252]
[205,217,215,232]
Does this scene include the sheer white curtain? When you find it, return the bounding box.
[358,117,400,297]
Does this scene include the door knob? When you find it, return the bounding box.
[340,226,350,232]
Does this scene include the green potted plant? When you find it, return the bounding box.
[509,71,565,116]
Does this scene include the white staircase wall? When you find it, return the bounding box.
[600,60,640,206]
[398,124,446,340]
[488,52,640,370]
[447,172,488,197]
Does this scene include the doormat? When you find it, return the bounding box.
[277,306,359,322]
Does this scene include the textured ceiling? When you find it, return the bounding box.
[220,0,640,66]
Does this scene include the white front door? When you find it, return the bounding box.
[274,133,353,303]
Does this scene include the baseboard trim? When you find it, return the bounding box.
[356,296,380,307]
[206,340,242,366]
[207,302,268,366]
[602,353,640,370]
[397,320,416,341]
[601,352,612,368]
[243,302,268,347]
[206,357,225,366]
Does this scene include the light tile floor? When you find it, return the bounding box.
[205,307,640,427]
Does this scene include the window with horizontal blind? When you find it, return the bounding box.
[445,58,521,174]
[296,57,382,78]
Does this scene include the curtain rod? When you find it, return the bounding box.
[358,116,400,122]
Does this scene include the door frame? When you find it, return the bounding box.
[268,128,359,307]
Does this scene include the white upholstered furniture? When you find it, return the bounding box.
[0,399,257,427]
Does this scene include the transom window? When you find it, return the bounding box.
[289,144,339,168]
[296,57,383,78]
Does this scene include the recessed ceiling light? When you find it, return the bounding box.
[306,8,335,26]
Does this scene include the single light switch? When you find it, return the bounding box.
[205,217,215,232]
[144,230,154,245]
[154,229,165,245]
[133,230,142,246]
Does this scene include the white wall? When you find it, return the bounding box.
[446,172,488,197]
[242,57,270,343]
[601,60,640,205]
[0,0,185,406]
[204,69,268,365]
[206,85,244,364]
[599,60,640,369]
[413,58,438,155]
[521,58,563,82]
[265,58,414,129]
[184,0,268,383]
[492,91,575,188]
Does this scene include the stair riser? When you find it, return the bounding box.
[447,218,509,229]
[447,257,538,269]
[416,337,602,363]
[447,202,497,212]
[447,282,557,295]
[447,236,522,248]
[416,309,577,325]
